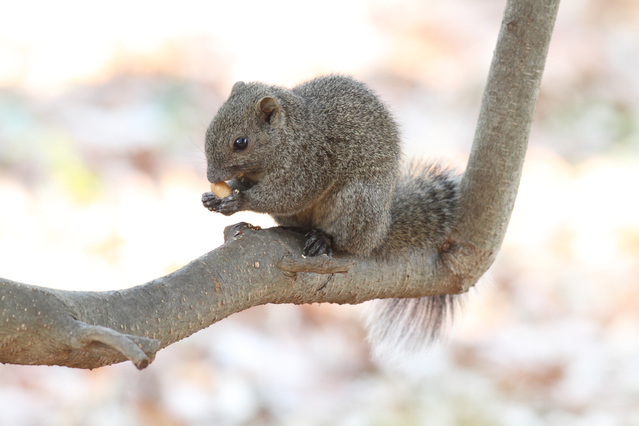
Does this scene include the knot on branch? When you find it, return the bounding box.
[223,222,259,242]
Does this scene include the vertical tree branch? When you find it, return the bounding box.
[456,0,561,286]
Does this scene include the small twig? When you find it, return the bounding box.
[70,322,160,370]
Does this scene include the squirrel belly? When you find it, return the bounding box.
[202,74,461,357]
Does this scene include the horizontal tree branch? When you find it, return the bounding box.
[1,223,461,369]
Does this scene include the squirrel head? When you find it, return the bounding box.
[204,81,290,183]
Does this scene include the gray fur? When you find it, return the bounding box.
[202,75,461,355]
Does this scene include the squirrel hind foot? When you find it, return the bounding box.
[303,229,334,257]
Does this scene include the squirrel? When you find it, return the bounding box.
[201,75,461,357]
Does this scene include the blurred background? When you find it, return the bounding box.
[1,0,638,424]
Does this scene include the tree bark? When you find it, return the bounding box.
[0,0,561,370]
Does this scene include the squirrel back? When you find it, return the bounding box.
[202,75,461,356]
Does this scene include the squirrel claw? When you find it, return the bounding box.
[218,195,240,216]
[202,192,240,215]
[202,192,221,211]
[304,229,334,257]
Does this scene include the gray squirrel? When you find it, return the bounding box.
[202,75,460,356]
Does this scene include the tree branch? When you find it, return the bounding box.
[457,0,561,285]
[0,0,561,369]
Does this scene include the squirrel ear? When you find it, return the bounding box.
[231,81,245,91]
[256,96,280,124]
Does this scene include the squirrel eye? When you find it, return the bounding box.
[233,136,248,151]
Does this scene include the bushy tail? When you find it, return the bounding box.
[366,295,459,359]
[367,161,461,359]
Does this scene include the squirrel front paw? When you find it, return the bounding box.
[304,229,334,257]
[202,192,240,216]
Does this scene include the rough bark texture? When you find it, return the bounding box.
[0,0,560,370]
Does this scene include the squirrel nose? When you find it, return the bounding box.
[206,166,221,183]
[207,165,232,183]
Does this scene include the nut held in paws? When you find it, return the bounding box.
[210,181,232,198]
